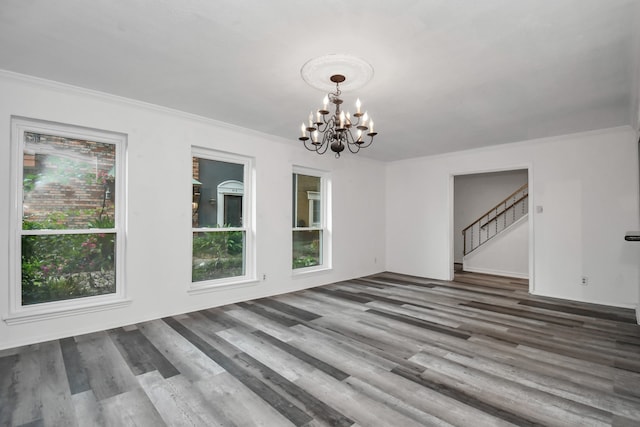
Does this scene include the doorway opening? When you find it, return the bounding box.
[452,168,531,287]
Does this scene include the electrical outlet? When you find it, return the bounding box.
[581,276,588,286]
[262,274,267,281]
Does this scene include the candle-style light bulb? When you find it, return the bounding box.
[362,111,369,127]
[339,111,345,128]
[308,111,313,126]
[356,98,362,114]
[313,131,318,143]
[301,123,306,137]
[357,129,363,141]
[346,112,351,126]
[323,95,329,109]
[369,120,374,133]
[317,110,321,122]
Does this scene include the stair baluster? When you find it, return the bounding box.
[462,183,528,256]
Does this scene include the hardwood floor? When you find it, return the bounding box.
[453,270,529,289]
[1,272,639,426]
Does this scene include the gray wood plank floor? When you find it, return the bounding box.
[1,271,639,427]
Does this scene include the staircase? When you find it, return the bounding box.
[462,183,528,255]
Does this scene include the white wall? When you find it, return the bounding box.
[0,72,386,350]
[463,216,529,278]
[454,169,528,263]
[386,127,640,308]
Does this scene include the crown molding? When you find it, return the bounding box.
[387,125,636,166]
[0,69,290,145]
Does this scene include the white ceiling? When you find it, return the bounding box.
[1,0,638,161]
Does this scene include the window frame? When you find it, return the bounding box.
[292,166,331,275]
[190,148,255,290]
[7,117,128,324]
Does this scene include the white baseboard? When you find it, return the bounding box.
[531,289,637,310]
[462,266,529,279]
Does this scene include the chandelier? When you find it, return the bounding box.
[299,74,377,158]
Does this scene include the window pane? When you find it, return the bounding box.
[21,233,116,305]
[293,174,320,228]
[23,132,116,230]
[293,230,322,268]
[192,231,245,282]
[193,158,243,228]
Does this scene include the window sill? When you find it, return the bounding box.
[4,297,132,325]
[292,266,332,278]
[188,277,259,295]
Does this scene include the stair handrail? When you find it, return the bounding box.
[462,183,528,255]
[461,183,528,237]
[479,193,529,229]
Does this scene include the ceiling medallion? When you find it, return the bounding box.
[298,55,377,158]
[301,54,374,92]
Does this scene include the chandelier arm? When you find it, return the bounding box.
[344,128,355,144]
[316,133,330,155]
[316,120,331,133]
[302,139,320,152]
[357,135,375,149]
[346,131,361,154]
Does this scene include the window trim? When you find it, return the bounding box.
[6,117,128,323]
[190,148,255,290]
[292,166,331,275]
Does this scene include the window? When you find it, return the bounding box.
[292,168,330,271]
[191,149,253,286]
[10,118,126,318]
